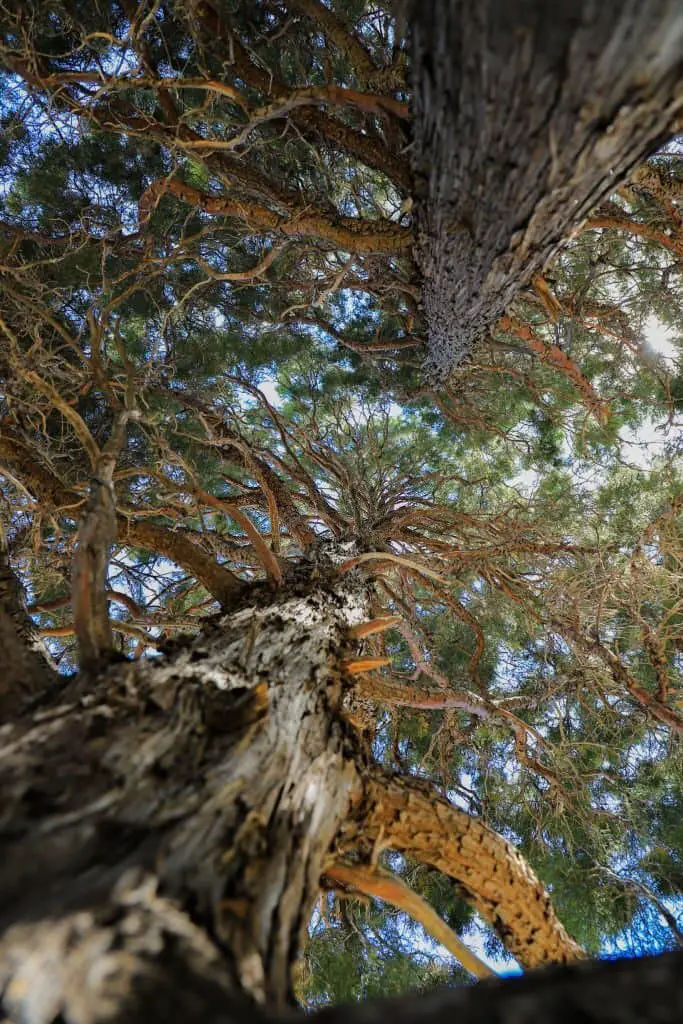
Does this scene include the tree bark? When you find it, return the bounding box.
[0,548,56,715]
[0,543,373,1021]
[315,950,683,1024]
[349,773,584,968]
[409,0,683,379]
[0,535,589,1023]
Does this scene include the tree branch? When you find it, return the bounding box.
[325,861,496,980]
[498,315,608,424]
[156,179,412,254]
[287,0,386,90]
[72,410,136,668]
[0,433,244,608]
[348,772,585,968]
[582,204,683,256]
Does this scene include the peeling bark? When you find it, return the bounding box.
[0,533,590,1021]
[409,0,683,378]
[0,545,372,1020]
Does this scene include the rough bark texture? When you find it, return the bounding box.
[347,773,584,969]
[0,548,56,715]
[409,0,683,379]
[0,543,372,1021]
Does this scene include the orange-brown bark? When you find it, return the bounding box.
[351,773,586,969]
[158,180,412,254]
[325,862,495,979]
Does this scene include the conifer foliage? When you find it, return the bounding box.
[0,1,682,1021]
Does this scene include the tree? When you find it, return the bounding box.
[2,0,680,385]
[409,0,683,377]
[0,1,682,1021]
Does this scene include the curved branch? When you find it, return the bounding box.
[351,772,585,969]
[582,207,683,257]
[287,0,386,90]
[192,7,410,188]
[325,861,496,980]
[0,433,243,607]
[117,517,244,608]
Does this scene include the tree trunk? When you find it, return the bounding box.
[409,0,683,379]
[2,534,669,1023]
[0,543,372,1022]
[315,950,683,1024]
[0,549,56,716]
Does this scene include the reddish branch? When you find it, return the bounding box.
[557,621,683,734]
[582,202,683,257]
[148,179,412,254]
[325,861,495,979]
[499,316,608,424]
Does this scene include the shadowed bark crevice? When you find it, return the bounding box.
[0,548,56,715]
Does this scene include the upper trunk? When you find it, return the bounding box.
[0,543,372,1022]
[409,0,683,379]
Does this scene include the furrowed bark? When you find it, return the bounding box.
[409,0,683,379]
[0,548,56,714]
[0,544,372,1020]
[347,772,584,968]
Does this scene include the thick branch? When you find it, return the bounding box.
[582,205,683,256]
[193,6,410,188]
[350,772,585,968]
[0,549,56,714]
[498,315,608,423]
[287,0,383,89]
[354,674,488,718]
[158,180,412,254]
[72,411,133,668]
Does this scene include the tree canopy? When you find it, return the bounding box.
[0,0,682,1009]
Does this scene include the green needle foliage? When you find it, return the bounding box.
[0,0,682,1005]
